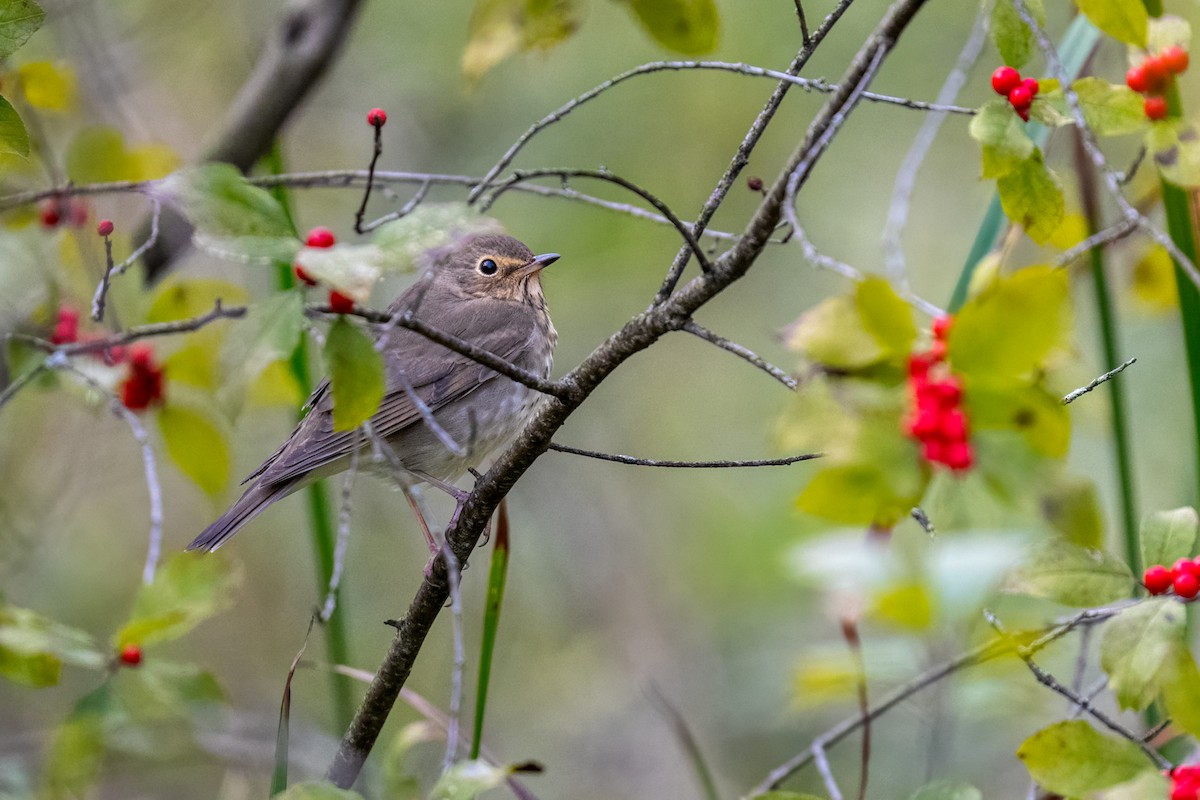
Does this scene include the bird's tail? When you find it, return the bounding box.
[186,480,295,552]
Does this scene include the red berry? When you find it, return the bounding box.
[1145,95,1169,121]
[1162,46,1189,75]
[1015,106,1031,122]
[991,66,1021,96]
[67,198,89,228]
[908,353,934,379]
[130,344,154,369]
[1143,55,1171,90]
[1020,77,1039,97]
[39,200,60,228]
[367,107,388,127]
[121,345,166,411]
[305,227,336,248]
[939,409,969,441]
[51,307,79,345]
[1174,571,1200,599]
[747,176,764,192]
[922,439,948,464]
[1126,65,1149,93]
[329,290,354,314]
[1008,85,1033,111]
[908,408,940,438]
[293,264,318,287]
[119,643,142,666]
[927,340,947,362]
[943,441,974,471]
[932,377,963,408]
[931,315,954,341]
[1173,557,1198,578]
[97,219,114,237]
[1145,564,1174,595]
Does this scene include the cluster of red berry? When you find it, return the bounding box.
[39,196,90,229]
[1171,765,1200,800]
[991,66,1040,121]
[1127,46,1188,121]
[120,345,166,411]
[1143,557,1200,599]
[50,306,79,345]
[906,316,973,471]
[294,227,356,313]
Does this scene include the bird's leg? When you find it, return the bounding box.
[401,484,438,554]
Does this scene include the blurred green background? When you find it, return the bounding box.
[2,0,1199,797]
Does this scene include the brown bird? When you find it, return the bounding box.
[187,233,559,552]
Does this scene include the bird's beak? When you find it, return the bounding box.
[518,252,560,277]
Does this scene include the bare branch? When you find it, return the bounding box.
[548,442,819,468]
[1054,218,1138,266]
[681,321,797,390]
[353,120,386,234]
[1062,358,1136,404]
[320,432,359,622]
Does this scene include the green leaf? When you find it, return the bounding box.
[1040,474,1104,548]
[992,0,1044,68]
[18,61,75,111]
[797,462,924,528]
[996,150,1064,243]
[856,276,916,365]
[0,0,44,60]
[966,382,1070,457]
[220,290,304,408]
[1074,0,1147,46]
[1072,77,1148,137]
[293,243,382,303]
[951,265,1070,382]
[1006,538,1133,606]
[1017,720,1151,795]
[159,164,293,239]
[131,659,225,715]
[970,101,1035,179]
[116,552,241,647]
[0,605,106,687]
[909,781,982,800]
[1149,121,1200,188]
[39,687,112,800]
[429,760,508,800]
[275,782,366,800]
[1162,646,1200,738]
[325,316,385,432]
[1140,507,1198,573]
[0,95,29,160]
[157,398,232,496]
[193,233,302,265]
[625,0,718,55]
[1100,596,1186,710]
[373,203,501,272]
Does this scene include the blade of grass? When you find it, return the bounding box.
[263,142,356,731]
[949,15,1102,310]
[471,499,510,760]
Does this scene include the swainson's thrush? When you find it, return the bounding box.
[188,233,559,551]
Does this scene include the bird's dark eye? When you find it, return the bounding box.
[479,258,498,275]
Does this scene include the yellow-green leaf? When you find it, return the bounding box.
[248,359,305,407]
[0,605,105,687]
[65,126,179,184]
[625,0,718,55]
[325,316,385,432]
[1161,646,1200,738]
[909,782,982,800]
[992,0,1044,68]
[0,94,29,160]
[430,760,509,800]
[951,265,1070,382]
[1132,245,1179,311]
[871,581,935,631]
[856,276,916,364]
[275,782,366,800]
[1072,77,1147,137]
[971,100,1035,179]
[996,150,1064,243]
[293,243,382,303]
[116,552,241,647]
[462,0,583,82]
[1100,597,1186,710]
[146,278,248,324]
[157,399,231,496]
[785,295,884,371]
[0,0,44,60]
[18,60,74,111]
[1140,507,1198,575]
[1006,538,1133,606]
[1075,0,1147,46]
[797,462,924,528]
[1149,121,1200,188]
[1040,474,1104,548]
[1017,720,1151,796]
[966,382,1070,457]
[40,687,111,800]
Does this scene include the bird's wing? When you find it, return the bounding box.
[247,319,534,488]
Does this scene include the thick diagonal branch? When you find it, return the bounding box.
[324,0,933,787]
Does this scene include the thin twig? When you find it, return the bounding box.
[841,619,869,800]
[813,734,844,800]
[19,301,246,358]
[55,358,163,584]
[353,119,385,234]
[115,197,161,277]
[480,167,712,273]
[320,432,359,622]
[910,507,935,536]
[91,234,117,322]
[681,321,797,390]
[1055,218,1139,266]
[547,442,819,468]
[794,0,812,45]
[882,2,989,288]
[648,686,720,800]
[1062,358,1136,404]
[359,179,431,234]
[441,526,465,774]
[0,362,46,412]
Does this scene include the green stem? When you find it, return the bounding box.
[263,142,356,730]
[471,501,509,759]
[1073,132,1140,574]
